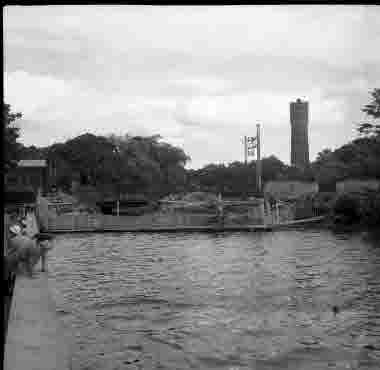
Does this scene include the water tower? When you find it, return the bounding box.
[290,98,309,168]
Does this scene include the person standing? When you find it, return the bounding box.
[38,240,51,272]
[7,224,40,277]
[33,233,54,272]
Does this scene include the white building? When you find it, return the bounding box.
[264,180,319,200]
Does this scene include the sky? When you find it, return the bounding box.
[4,5,380,169]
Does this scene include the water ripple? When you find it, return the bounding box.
[47,229,380,370]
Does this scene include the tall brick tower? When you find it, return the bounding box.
[290,98,309,168]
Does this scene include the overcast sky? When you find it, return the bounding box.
[4,5,380,168]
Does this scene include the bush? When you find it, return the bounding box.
[332,190,380,227]
[359,190,380,227]
[332,194,361,224]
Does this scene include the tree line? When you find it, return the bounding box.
[4,88,379,200]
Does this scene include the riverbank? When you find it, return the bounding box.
[4,273,72,370]
[322,214,380,238]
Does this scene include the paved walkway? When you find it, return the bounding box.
[4,212,72,370]
[4,273,72,370]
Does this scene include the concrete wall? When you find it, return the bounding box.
[47,213,100,231]
[36,196,269,231]
[336,179,380,194]
[278,203,295,222]
[43,211,218,231]
[264,181,319,200]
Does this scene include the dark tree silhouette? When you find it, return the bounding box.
[3,103,22,172]
[357,88,380,136]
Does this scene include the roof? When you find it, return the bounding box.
[18,159,47,167]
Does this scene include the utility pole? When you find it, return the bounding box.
[244,135,248,165]
[256,123,262,195]
[243,136,248,199]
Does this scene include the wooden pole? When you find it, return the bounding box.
[256,124,262,195]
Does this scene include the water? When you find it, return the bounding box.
[46,229,380,370]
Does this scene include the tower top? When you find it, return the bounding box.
[293,98,307,104]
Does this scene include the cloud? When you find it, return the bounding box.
[4,5,380,168]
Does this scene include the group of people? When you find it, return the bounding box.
[5,212,52,279]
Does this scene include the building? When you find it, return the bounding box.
[5,159,49,195]
[264,180,319,200]
[336,179,380,194]
[290,98,309,168]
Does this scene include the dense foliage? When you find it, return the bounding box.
[186,156,315,197]
[3,103,22,172]
[107,134,189,196]
[312,136,380,189]
[357,88,380,136]
[332,190,380,228]
[18,133,189,199]
[312,88,380,190]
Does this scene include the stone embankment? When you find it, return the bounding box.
[4,274,72,370]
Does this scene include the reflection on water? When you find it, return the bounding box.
[47,229,380,370]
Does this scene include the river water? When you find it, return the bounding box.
[46,229,380,370]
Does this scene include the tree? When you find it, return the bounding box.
[108,134,190,197]
[357,88,380,136]
[261,155,287,182]
[187,156,289,197]
[315,148,333,163]
[311,134,380,188]
[47,133,120,188]
[3,103,22,172]
[18,145,45,160]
